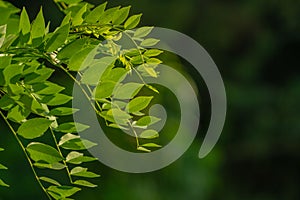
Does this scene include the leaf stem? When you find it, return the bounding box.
[0,111,52,200]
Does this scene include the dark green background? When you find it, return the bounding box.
[1,0,299,199]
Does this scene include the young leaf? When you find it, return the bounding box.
[73,180,97,188]
[134,26,153,38]
[140,38,160,47]
[141,143,162,148]
[39,177,61,186]
[70,167,100,178]
[66,151,97,164]
[124,14,142,29]
[59,133,97,150]
[139,129,159,139]
[19,7,30,35]
[137,146,151,152]
[0,179,9,187]
[125,96,153,113]
[112,6,131,25]
[17,118,52,139]
[26,142,63,164]
[0,164,8,170]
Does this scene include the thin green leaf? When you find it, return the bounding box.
[0,179,9,187]
[73,180,97,188]
[32,82,65,95]
[140,38,160,47]
[141,143,162,148]
[143,49,163,57]
[124,14,142,29]
[66,151,97,165]
[40,94,72,106]
[137,146,151,152]
[72,4,87,26]
[39,177,61,186]
[31,8,45,45]
[136,116,161,126]
[134,26,153,38]
[0,164,8,170]
[85,2,107,23]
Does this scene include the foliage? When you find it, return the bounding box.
[0,0,163,199]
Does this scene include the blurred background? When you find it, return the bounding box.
[1,0,300,199]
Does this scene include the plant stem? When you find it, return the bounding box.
[49,128,73,184]
[0,111,52,200]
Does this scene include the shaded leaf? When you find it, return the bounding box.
[56,122,89,133]
[39,177,61,186]
[26,142,63,164]
[73,180,97,188]
[49,107,79,116]
[113,82,144,99]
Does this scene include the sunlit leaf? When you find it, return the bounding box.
[17,118,52,139]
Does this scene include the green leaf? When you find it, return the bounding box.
[0,164,8,170]
[0,148,4,151]
[59,133,97,150]
[3,64,23,85]
[141,143,162,148]
[72,4,87,26]
[17,118,52,139]
[124,14,142,29]
[7,83,24,95]
[49,107,79,116]
[94,81,117,99]
[80,56,116,85]
[140,38,160,47]
[34,162,65,170]
[45,23,70,52]
[126,96,153,113]
[7,105,30,123]
[0,95,14,110]
[66,151,97,164]
[26,142,63,164]
[19,7,30,35]
[0,25,6,48]
[0,179,9,187]
[140,129,159,139]
[70,167,100,178]
[137,146,151,152]
[112,6,131,25]
[57,38,88,60]
[47,186,81,198]
[143,49,163,57]
[68,47,95,71]
[32,82,65,95]
[100,108,132,125]
[31,8,45,45]
[24,68,54,84]
[40,94,72,106]
[98,6,120,24]
[73,180,97,188]
[136,116,161,126]
[113,82,144,99]
[147,58,162,65]
[0,56,11,69]
[61,12,71,26]
[56,122,89,133]
[39,177,61,186]
[85,2,107,23]
[141,65,158,78]
[134,26,153,38]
